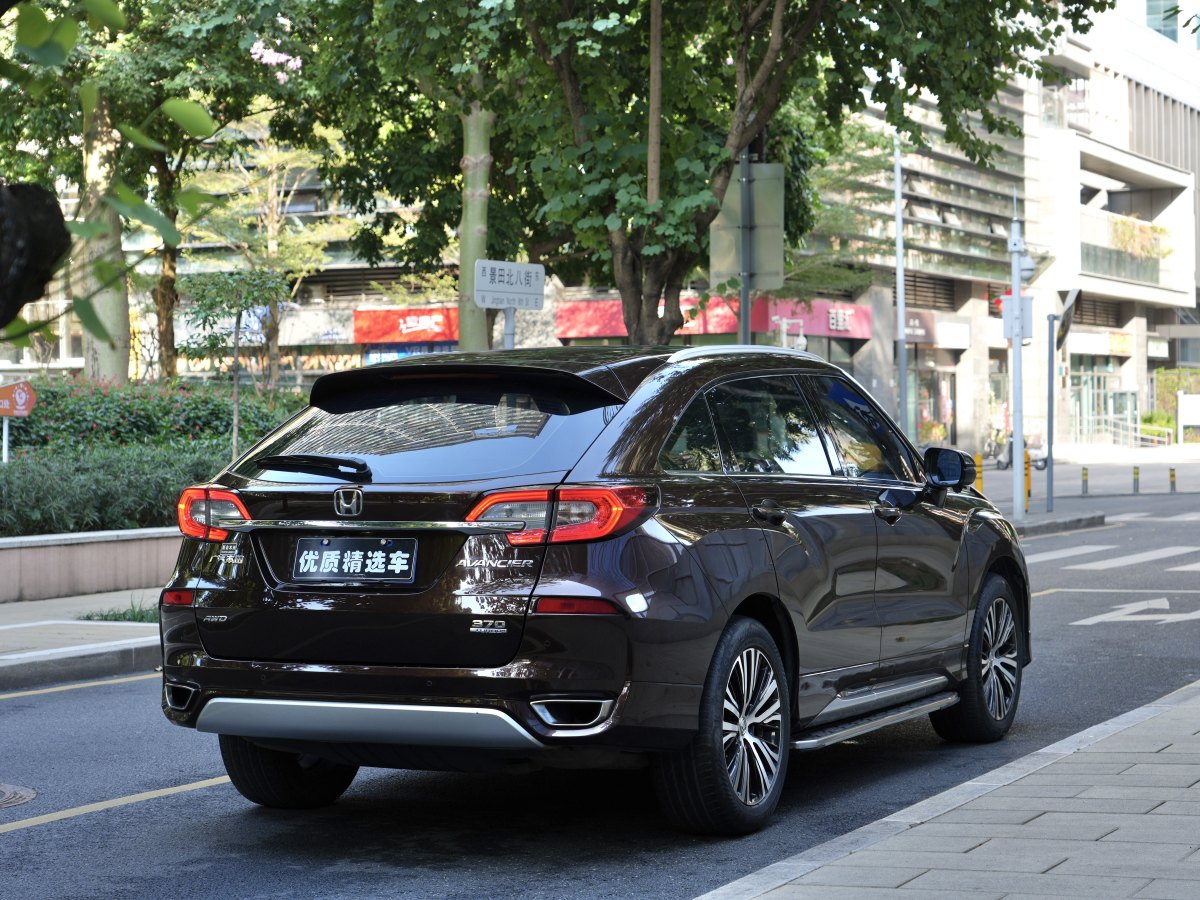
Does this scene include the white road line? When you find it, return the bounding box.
[1064,546,1200,571]
[1164,513,1200,521]
[1022,544,1116,565]
[1168,561,1200,572]
[1108,512,1151,521]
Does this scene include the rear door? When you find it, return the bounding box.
[706,376,881,679]
[191,376,622,669]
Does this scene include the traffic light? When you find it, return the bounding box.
[0,183,71,329]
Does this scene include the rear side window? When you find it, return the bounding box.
[660,400,722,473]
[236,385,620,483]
[808,376,916,482]
[707,377,832,476]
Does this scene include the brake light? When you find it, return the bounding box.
[161,589,195,607]
[176,487,250,541]
[534,597,621,615]
[467,486,654,545]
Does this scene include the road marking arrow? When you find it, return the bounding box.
[1071,598,1200,626]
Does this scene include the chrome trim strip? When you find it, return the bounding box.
[792,693,959,751]
[195,698,544,749]
[807,674,950,727]
[212,518,526,534]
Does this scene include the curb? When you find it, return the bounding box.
[695,676,1200,900]
[1014,512,1105,536]
[0,642,160,691]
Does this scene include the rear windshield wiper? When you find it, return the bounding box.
[252,453,373,482]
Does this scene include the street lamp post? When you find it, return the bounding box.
[1007,200,1035,524]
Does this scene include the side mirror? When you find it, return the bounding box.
[923,447,976,491]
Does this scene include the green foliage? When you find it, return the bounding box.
[0,439,231,536]
[5,378,305,449]
[178,269,292,362]
[79,600,159,622]
[1154,369,1200,421]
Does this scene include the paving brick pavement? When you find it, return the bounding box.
[698,678,1200,900]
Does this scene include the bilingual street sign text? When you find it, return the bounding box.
[0,380,36,417]
[474,259,545,310]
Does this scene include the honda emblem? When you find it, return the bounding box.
[333,487,363,517]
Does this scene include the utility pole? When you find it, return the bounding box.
[893,135,907,436]
[1007,197,1035,523]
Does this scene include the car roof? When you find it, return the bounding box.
[309,345,840,408]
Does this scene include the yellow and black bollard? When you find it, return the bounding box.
[1082,466,1089,496]
[974,452,984,493]
[1024,450,1031,514]
[1171,467,1177,493]
[1134,465,1140,495]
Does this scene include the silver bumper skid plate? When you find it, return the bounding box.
[195,698,545,749]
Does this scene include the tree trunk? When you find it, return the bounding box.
[78,95,130,385]
[153,159,179,380]
[231,311,241,462]
[647,0,662,207]
[264,167,282,389]
[457,95,496,352]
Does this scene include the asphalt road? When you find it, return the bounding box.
[5,492,1200,899]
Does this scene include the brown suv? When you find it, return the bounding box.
[160,346,1029,834]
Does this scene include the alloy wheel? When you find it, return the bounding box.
[721,647,783,806]
[980,598,1019,720]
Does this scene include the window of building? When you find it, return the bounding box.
[1147,0,1178,40]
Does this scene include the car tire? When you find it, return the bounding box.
[930,575,1023,743]
[653,617,790,835]
[219,734,359,808]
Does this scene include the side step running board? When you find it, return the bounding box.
[791,691,960,751]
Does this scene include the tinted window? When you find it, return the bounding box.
[660,400,722,473]
[809,376,916,482]
[236,386,619,483]
[708,377,832,476]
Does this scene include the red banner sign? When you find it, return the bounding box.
[0,380,36,417]
[354,307,459,344]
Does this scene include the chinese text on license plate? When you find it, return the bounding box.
[293,537,417,583]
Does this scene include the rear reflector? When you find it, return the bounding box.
[176,487,251,542]
[533,597,621,615]
[467,486,654,546]
[161,589,195,607]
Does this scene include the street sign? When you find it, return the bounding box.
[0,380,36,417]
[473,260,545,310]
[709,163,785,290]
[1056,288,1079,351]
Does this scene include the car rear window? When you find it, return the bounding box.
[235,384,620,483]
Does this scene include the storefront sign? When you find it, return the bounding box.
[904,310,936,343]
[1067,329,1134,357]
[753,299,874,340]
[354,307,459,344]
[1148,336,1170,359]
[279,308,356,346]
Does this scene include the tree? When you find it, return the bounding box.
[0,0,313,381]
[187,114,344,388]
[516,0,1113,344]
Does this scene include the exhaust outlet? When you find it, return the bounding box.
[530,698,615,728]
[164,683,198,711]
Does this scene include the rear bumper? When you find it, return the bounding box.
[196,697,545,749]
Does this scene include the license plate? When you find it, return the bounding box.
[292,537,418,583]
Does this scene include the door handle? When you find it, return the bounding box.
[874,504,902,525]
[751,499,787,526]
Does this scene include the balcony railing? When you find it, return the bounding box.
[1080,208,1171,286]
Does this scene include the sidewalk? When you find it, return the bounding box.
[700,677,1200,899]
[0,587,161,690]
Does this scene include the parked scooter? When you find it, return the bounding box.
[996,434,1047,470]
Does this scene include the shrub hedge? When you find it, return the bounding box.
[0,379,309,536]
[7,379,306,448]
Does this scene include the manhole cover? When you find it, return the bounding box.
[0,784,37,809]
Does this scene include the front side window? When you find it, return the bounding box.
[708,377,832,476]
[660,399,722,473]
[808,376,917,482]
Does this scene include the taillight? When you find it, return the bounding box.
[161,589,195,606]
[176,487,250,541]
[533,597,621,615]
[465,489,552,545]
[467,486,655,545]
[552,487,652,543]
